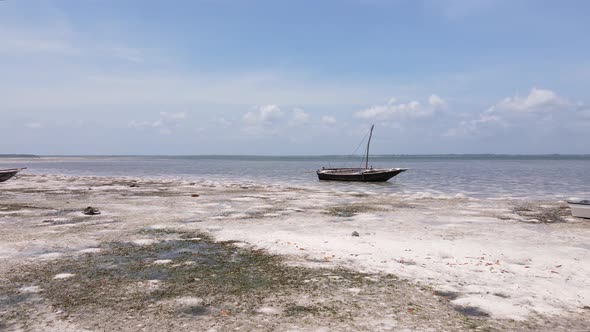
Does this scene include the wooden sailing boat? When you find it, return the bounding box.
[316,125,407,182]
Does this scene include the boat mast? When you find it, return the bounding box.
[365,124,374,169]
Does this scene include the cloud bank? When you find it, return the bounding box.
[355,95,446,121]
[447,88,582,138]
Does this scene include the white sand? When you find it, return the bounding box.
[78,248,102,254]
[19,285,42,293]
[255,306,281,315]
[174,296,204,306]
[200,193,590,320]
[132,239,160,246]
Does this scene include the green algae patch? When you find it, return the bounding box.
[4,231,385,320]
[324,204,381,217]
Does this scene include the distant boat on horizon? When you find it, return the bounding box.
[317,125,407,182]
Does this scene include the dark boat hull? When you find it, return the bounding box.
[0,169,24,183]
[317,168,407,182]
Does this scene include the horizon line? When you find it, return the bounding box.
[2,153,590,158]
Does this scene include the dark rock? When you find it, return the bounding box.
[434,290,460,300]
[83,206,101,215]
[454,305,489,317]
[129,183,139,188]
[351,231,360,237]
[191,194,200,197]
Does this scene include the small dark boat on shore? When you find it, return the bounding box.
[0,168,26,183]
[317,125,407,182]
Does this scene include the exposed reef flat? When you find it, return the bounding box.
[0,174,589,331]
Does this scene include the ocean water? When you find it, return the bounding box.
[1,155,589,200]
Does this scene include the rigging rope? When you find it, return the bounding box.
[348,129,370,168]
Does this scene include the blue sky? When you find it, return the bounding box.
[1,0,589,155]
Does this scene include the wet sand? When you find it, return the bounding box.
[1,174,589,331]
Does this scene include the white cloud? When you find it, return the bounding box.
[487,88,571,114]
[444,113,501,137]
[447,88,578,137]
[243,104,282,126]
[477,87,573,128]
[320,115,337,125]
[160,111,187,120]
[128,120,159,129]
[355,95,446,121]
[129,111,188,134]
[289,108,310,126]
[25,122,42,129]
[214,117,232,128]
[428,94,446,108]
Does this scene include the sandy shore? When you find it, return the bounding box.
[1,174,589,331]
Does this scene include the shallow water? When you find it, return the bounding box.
[1,155,589,199]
